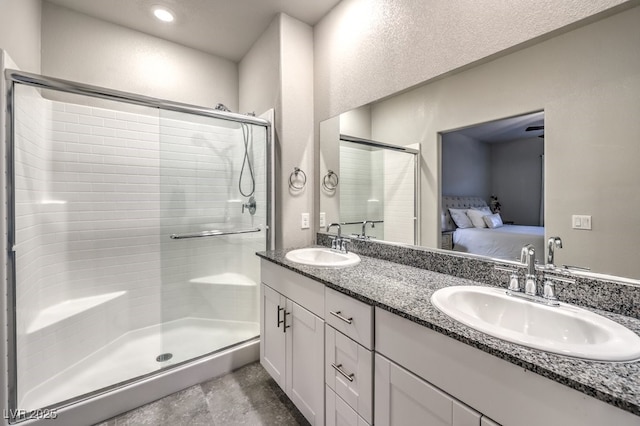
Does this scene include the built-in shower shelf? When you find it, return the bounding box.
[189,273,257,287]
[27,291,127,334]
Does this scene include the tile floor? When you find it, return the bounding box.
[95,362,310,425]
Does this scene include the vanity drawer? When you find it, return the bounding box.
[326,325,373,424]
[326,385,370,426]
[325,287,373,349]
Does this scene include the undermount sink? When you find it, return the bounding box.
[430,285,640,362]
[285,248,361,268]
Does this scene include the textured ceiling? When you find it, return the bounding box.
[44,0,341,62]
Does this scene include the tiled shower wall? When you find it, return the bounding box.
[13,86,266,404]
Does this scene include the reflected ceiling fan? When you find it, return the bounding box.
[526,125,545,138]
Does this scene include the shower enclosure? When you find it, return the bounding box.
[4,70,273,421]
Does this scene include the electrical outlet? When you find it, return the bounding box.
[319,212,326,227]
[301,213,310,229]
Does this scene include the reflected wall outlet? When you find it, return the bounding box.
[319,212,326,228]
[572,215,592,230]
[301,213,310,229]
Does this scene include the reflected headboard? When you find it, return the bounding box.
[442,195,489,231]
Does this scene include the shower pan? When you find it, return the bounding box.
[3,70,273,424]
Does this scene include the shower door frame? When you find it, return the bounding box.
[3,69,275,420]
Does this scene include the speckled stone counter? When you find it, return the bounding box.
[256,248,640,418]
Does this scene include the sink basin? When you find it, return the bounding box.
[430,286,640,362]
[285,248,360,268]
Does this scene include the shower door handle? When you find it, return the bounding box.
[277,305,284,328]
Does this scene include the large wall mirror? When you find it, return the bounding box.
[318,6,640,282]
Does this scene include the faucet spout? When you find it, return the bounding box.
[520,244,536,276]
[547,236,563,267]
[326,223,341,238]
[361,221,375,239]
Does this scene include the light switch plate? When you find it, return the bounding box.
[572,215,592,230]
[301,213,310,229]
[319,212,326,227]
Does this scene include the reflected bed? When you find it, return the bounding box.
[452,225,545,261]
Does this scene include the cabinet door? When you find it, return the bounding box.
[260,283,286,388]
[375,354,480,426]
[327,385,371,426]
[326,325,373,423]
[287,299,325,425]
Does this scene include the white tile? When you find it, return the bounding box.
[91,108,117,119]
[65,104,92,116]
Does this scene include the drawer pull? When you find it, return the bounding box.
[283,311,291,333]
[277,305,284,328]
[329,310,353,324]
[331,363,355,382]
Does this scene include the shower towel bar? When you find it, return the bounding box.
[340,220,384,226]
[170,227,261,240]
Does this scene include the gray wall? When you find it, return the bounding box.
[491,138,544,226]
[0,0,41,73]
[441,133,491,202]
[240,14,315,249]
[313,0,632,123]
[41,2,238,109]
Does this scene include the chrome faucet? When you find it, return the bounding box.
[361,221,375,239]
[520,244,537,295]
[546,236,563,268]
[326,223,341,239]
[327,223,349,252]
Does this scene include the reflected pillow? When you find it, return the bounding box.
[449,208,473,229]
[471,206,492,215]
[483,213,504,229]
[466,209,488,228]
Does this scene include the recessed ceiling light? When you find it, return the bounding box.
[153,7,175,23]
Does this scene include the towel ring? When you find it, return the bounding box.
[322,170,339,191]
[289,167,306,190]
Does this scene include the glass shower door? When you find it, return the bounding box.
[156,110,267,366]
[11,84,166,411]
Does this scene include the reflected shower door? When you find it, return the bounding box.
[157,110,267,366]
[339,139,417,244]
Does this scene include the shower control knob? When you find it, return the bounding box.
[242,196,257,215]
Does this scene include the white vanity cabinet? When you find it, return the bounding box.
[260,259,639,426]
[260,261,325,425]
[375,354,482,426]
[325,288,374,425]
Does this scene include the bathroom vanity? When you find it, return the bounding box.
[257,246,640,426]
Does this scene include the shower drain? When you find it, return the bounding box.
[156,353,173,362]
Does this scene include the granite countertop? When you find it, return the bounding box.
[257,248,640,417]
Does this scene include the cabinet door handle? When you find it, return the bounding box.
[282,311,291,333]
[329,310,353,324]
[277,305,284,328]
[331,363,355,382]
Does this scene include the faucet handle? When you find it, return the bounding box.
[329,236,337,250]
[340,239,349,253]
[494,266,521,292]
[508,273,521,292]
[543,274,575,305]
[543,279,558,301]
